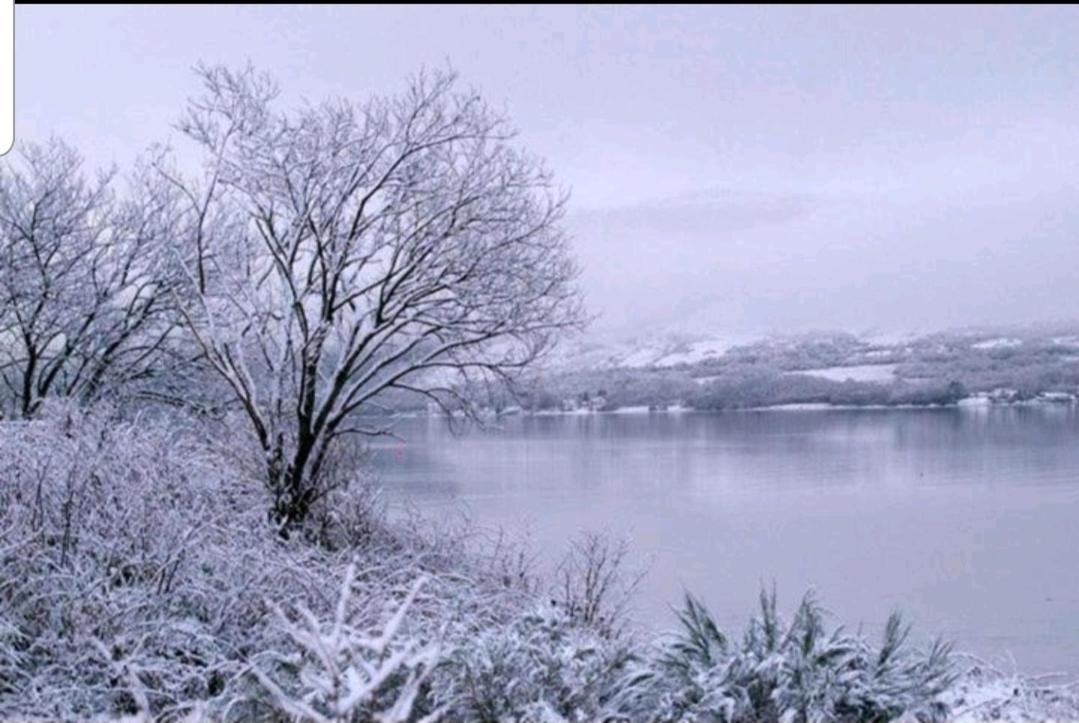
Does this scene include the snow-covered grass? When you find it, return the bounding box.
[616,590,957,722]
[2,401,1076,721]
[0,402,539,719]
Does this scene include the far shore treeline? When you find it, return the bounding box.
[396,327,1079,415]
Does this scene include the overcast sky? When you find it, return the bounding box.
[15,5,1079,336]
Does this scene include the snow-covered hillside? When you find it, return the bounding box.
[546,331,761,370]
[547,323,1079,375]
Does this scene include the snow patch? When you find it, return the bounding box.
[792,363,898,383]
[973,337,1023,350]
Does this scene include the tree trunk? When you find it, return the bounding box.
[266,439,317,536]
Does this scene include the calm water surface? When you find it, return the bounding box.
[370,406,1079,674]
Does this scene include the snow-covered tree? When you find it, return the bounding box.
[0,141,183,418]
[160,65,585,530]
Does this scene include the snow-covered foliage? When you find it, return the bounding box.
[249,568,440,722]
[0,402,536,719]
[0,401,250,718]
[614,589,956,722]
[432,603,634,721]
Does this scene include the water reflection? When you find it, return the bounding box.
[370,407,1079,674]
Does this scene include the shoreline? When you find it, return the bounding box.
[383,397,1078,420]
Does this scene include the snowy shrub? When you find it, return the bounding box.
[0,402,555,719]
[554,532,644,639]
[249,565,441,722]
[615,588,956,722]
[433,602,635,722]
[0,401,248,718]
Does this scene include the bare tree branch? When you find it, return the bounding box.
[0,141,184,418]
[162,65,585,530]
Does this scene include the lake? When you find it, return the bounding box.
[370,406,1079,675]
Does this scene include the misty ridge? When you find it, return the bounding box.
[6,6,1079,723]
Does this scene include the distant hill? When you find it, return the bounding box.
[500,322,1079,414]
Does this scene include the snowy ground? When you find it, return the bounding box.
[946,659,1079,722]
[548,332,760,370]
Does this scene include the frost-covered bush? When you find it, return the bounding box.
[554,532,644,639]
[249,566,440,722]
[0,401,253,717]
[0,402,536,719]
[416,531,643,721]
[615,589,956,723]
[432,602,635,722]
